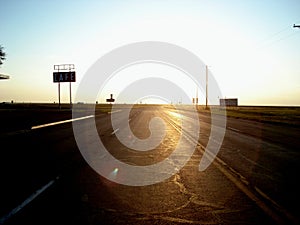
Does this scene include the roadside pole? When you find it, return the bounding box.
[205,65,208,110]
[58,67,61,110]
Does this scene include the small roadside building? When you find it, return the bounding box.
[220,98,238,107]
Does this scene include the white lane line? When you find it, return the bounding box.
[110,117,131,136]
[0,176,59,224]
[108,110,122,114]
[111,128,120,135]
[31,115,94,130]
[228,127,240,132]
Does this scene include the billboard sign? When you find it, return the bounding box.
[220,98,238,107]
[53,71,76,83]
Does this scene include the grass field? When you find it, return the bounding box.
[201,105,300,127]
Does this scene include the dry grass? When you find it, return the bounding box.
[1,103,299,127]
[206,106,300,127]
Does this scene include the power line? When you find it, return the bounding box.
[258,26,291,45]
[258,31,299,50]
[255,22,300,50]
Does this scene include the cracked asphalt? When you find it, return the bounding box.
[1,105,299,224]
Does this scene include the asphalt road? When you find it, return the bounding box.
[0,105,299,225]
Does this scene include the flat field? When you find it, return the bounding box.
[1,103,299,134]
[206,106,300,126]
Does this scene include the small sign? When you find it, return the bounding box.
[106,99,115,102]
[106,94,115,103]
[53,71,76,83]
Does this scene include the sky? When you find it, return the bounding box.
[0,0,300,105]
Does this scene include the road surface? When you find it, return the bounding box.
[0,105,299,224]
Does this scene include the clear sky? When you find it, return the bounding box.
[0,0,300,105]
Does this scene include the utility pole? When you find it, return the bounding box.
[205,65,208,110]
[196,86,198,106]
[293,24,300,29]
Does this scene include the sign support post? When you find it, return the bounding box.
[58,68,61,110]
[69,82,72,108]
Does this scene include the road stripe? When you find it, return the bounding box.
[108,110,122,114]
[0,177,59,224]
[31,115,94,130]
[228,127,240,132]
[111,128,120,135]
